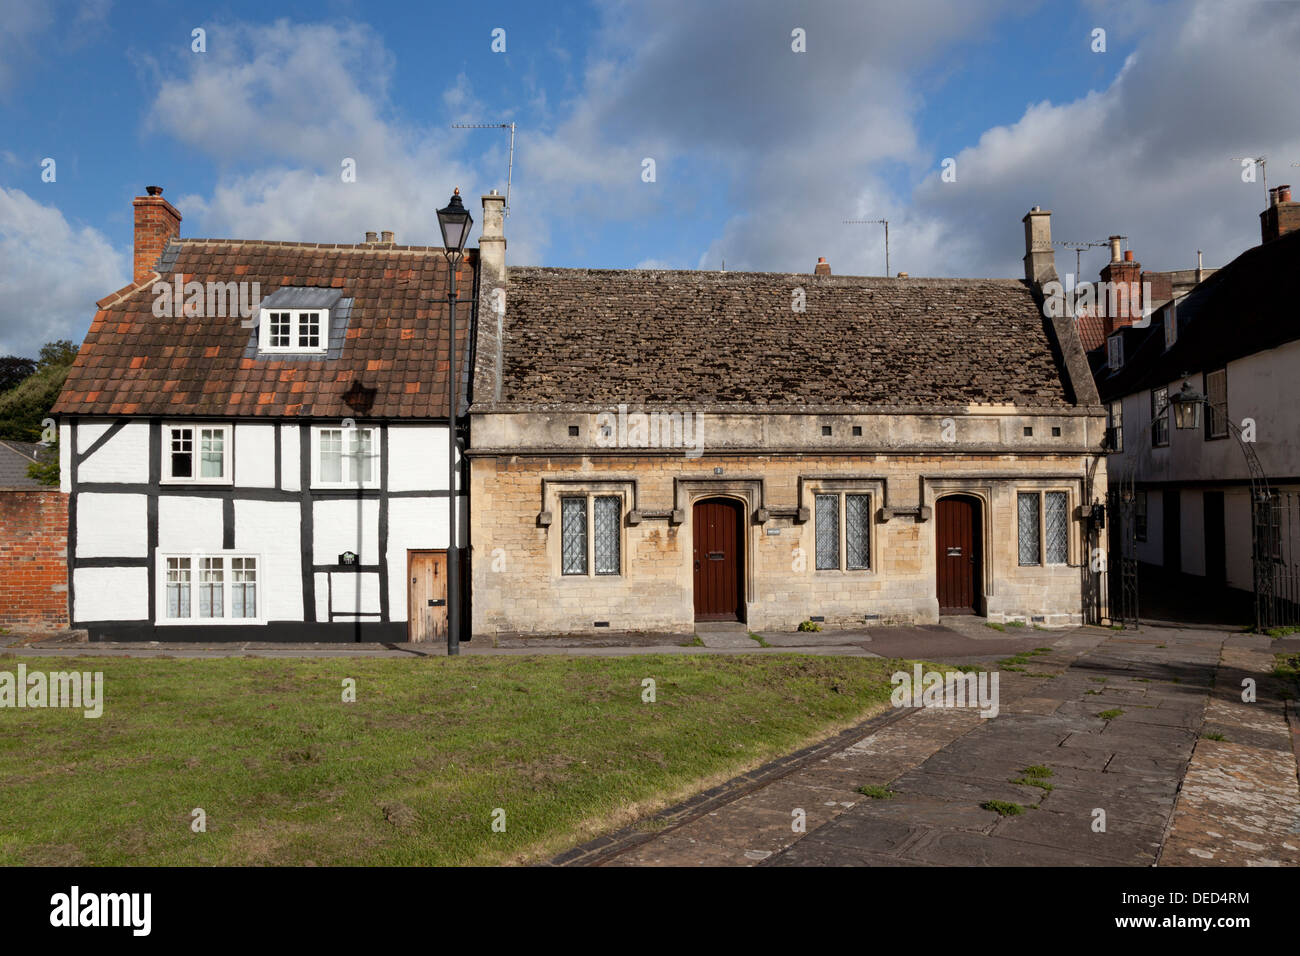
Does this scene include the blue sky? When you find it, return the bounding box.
[2,0,1297,356]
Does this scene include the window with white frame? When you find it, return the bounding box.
[1205,368,1228,439]
[162,554,260,623]
[164,424,231,482]
[560,494,621,576]
[258,309,328,354]
[815,492,872,572]
[312,426,377,487]
[1151,386,1170,447]
[1018,491,1070,567]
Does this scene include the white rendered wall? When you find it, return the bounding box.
[77,421,149,484]
[74,566,147,621]
[235,423,276,487]
[280,424,301,491]
[234,499,303,621]
[76,493,147,557]
[157,496,224,552]
[313,498,380,564]
[389,425,454,492]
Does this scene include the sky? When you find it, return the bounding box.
[1,0,1298,357]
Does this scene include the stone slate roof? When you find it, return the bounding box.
[484,268,1077,409]
[53,239,477,420]
[1093,229,1300,400]
[0,440,42,487]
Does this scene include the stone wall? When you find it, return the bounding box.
[470,449,1107,639]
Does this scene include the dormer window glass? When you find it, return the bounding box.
[259,309,328,354]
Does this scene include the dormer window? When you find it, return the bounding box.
[1107,334,1124,371]
[259,309,328,354]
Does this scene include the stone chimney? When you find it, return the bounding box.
[477,189,508,403]
[1260,184,1300,243]
[814,256,831,276]
[1099,243,1143,334]
[381,230,395,244]
[132,186,181,283]
[364,231,378,243]
[1021,206,1055,285]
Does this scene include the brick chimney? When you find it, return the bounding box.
[1260,184,1299,243]
[814,256,831,276]
[477,189,507,403]
[132,186,181,283]
[1021,206,1055,284]
[1099,239,1143,333]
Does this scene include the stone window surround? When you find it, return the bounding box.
[541,479,632,582]
[1016,488,1073,568]
[806,478,884,576]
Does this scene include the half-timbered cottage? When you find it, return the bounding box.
[52,187,475,642]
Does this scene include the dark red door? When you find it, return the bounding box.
[936,496,981,613]
[693,498,743,620]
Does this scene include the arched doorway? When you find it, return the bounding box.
[693,497,745,621]
[935,494,984,614]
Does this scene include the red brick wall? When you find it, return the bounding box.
[0,490,69,630]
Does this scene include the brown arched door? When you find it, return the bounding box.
[936,495,983,614]
[693,498,744,621]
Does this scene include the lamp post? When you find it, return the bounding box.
[437,188,473,656]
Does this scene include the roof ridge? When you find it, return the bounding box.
[176,238,459,254]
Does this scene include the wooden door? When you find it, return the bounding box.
[1163,490,1181,572]
[936,496,981,613]
[693,498,743,620]
[407,550,447,642]
[1203,491,1226,587]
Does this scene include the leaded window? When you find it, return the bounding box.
[561,497,588,575]
[846,494,871,570]
[1018,493,1041,566]
[1045,492,1069,565]
[815,494,839,570]
[594,496,621,575]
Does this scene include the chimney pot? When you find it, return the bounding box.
[381,230,395,244]
[896,272,908,278]
[814,256,831,276]
[145,185,163,197]
[1123,249,1134,262]
[365,231,378,243]
[1279,185,1293,203]
[1108,235,1122,262]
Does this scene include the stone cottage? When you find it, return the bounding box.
[467,202,1108,638]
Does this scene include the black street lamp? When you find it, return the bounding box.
[437,188,473,656]
[1169,380,1205,431]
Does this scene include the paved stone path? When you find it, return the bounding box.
[583,626,1300,866]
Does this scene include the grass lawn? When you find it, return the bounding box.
[0,652,912,866]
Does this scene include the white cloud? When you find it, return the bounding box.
[0,187,126,357]
[144,20,482,250]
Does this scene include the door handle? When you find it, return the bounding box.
[428,599,446,607]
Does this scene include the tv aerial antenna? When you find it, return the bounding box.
[843,219,889,276]
[1053,239,1110,283]
[1230,155,1268,208]
[452,122,516,217]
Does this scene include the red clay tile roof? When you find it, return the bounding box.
[483,269,1076,408]
[53,239,476,419]
[1075,309,1108,352]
